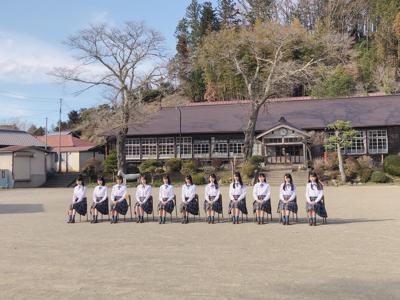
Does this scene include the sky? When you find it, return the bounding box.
[0,0,209,130]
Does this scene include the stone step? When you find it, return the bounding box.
[42,172,79,188]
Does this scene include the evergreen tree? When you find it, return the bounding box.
[199,1,220,36]
[218,0,239,28]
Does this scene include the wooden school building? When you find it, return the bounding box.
[104,95,400,167]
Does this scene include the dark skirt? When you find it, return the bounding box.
[158,198,175,214]
[228,198,248,215]
[253,199,272,214]
[70,198,87,216]
[180,195,199,215]
[204,195,223,214]
[112,198,129,215]
[277,196,298,214]
[92,197,109,215]
[135,196,153,214]
[306,197,328,218]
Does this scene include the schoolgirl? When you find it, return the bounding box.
[180,175,199,224]
[67,175,87,223]
[228,172,247,224]
[278,173,297,225]
[252,173,271,225]
[134,175,153,223]
[90,176,108,223]
[305,171,328,226]
[204,173,222,224]
[110,175,129,224]
[158,175,175,224]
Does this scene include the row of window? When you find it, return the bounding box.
[125,137,245,159]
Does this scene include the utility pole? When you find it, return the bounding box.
[45,117,48,151]
[58,98,62,173]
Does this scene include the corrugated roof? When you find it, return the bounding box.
[0,145,48,153]
[115,95,400,136]
[0,129,46,147]
[36,134,99,152]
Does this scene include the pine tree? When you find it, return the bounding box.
[218,0,239,28]
[185,0,202,50]
[200,1,220,36]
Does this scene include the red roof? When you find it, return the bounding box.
[36,135,98,152]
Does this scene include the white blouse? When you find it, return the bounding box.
[305,182,324,203]
[93,185,108,203]
[72,185,87,203]
[136,184,152,204]
[229,182,246,201]
[279,183,296,202]
[205,183,220,202]
[252,182,271,201]
[159,184,175,202]
[181,184,196,203]
[111,184,128,202]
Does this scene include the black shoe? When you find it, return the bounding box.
[140,217,144,223]
[181,218,186,224]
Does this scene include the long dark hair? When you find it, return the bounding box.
[308,171,322,190]
[163,175,171,185]
[258,172,266,183]
[116,175,124,183]
[185,175,193,185]
[97,176,106,186]
[138,174,148,186]
[283,173,293,190]
[233,171,243,188]
[76,175,85,187]
[209,173,218,189]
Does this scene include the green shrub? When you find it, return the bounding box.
[200,165,217,175]
[383,155,400,176]
[104,150,118,174]
[192,173,207,185]
[165,158,182,173]
[344,157,361,180]
[126,163,139,174]
[220,174,232,184]
[359,167,373,183]
[152,179,163,187]
[325,152,339,171]
[180,160,197,176]
[370,171,391,183]
[211,158,224,169]
[311,67,356,98]
[357,155,374,169]
[138,159,162,183]
[313,158,325,177]
[249,155,264,167]
[82,158,104,182]
[240,161,257,178]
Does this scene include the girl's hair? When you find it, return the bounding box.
[97,176,106,186]
[308,171,323,190]
[116,175,124,182]
[185,175,193,185]
[283,173,293,190]
[233,171,243,188]
[209,173,219,189]
[139,174,148,185]
[76,175,85,186]
[163,175,171,185]
[258,172,266,183]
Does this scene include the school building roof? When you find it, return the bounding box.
[113,94,400,137]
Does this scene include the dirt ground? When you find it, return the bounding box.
[0,185,399,300]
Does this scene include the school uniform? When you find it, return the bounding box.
[158,184,175,214]
[277,183,298,214]
[305,182,328,218]
[135,184,153,214]
[110,184,129,215]
[92,185,109,215]
[70,185,87,216]
[180,184,199,215]
[252,182,272,214]
[228,182,248,214]
[204,183,222,214]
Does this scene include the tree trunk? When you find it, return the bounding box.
[243,104,261,160]
[116,127,128,173]
[337,143,346,184]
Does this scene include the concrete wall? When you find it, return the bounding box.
[13,149,47,187]
[0,154,14,187]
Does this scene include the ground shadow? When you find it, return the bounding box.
[0,204,44,214]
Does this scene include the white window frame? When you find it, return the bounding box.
[346,130,366,155]
[125,138,140,159]
[229,139,244,157]
[141,138,157,158]
[158,137,175,158]
[193,140,210,158]
[176,137,192,158]
[212,138,228,158]
[367,130,388,154]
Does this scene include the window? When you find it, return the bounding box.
[125,138,140,158]
[193,140,210,156]
[212,139,228,157]
[284,137,303,143]
[368,130,388,154]
[346,131,366,155]
[264,138,282,144]
[229,139,244,155]
[176,137,192,157]
[158,137,175,157]
[141,138,157,157]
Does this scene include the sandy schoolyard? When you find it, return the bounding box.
[0,185,399,300]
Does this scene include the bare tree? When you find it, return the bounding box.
[199,21,353,159]
[51,22,165,172]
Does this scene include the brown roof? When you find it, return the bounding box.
[0,129,46,147]
[36,134,99,152]
[114,95,400,137]
[0,145,48,153]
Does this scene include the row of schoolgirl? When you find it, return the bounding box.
[67,171,328,226]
